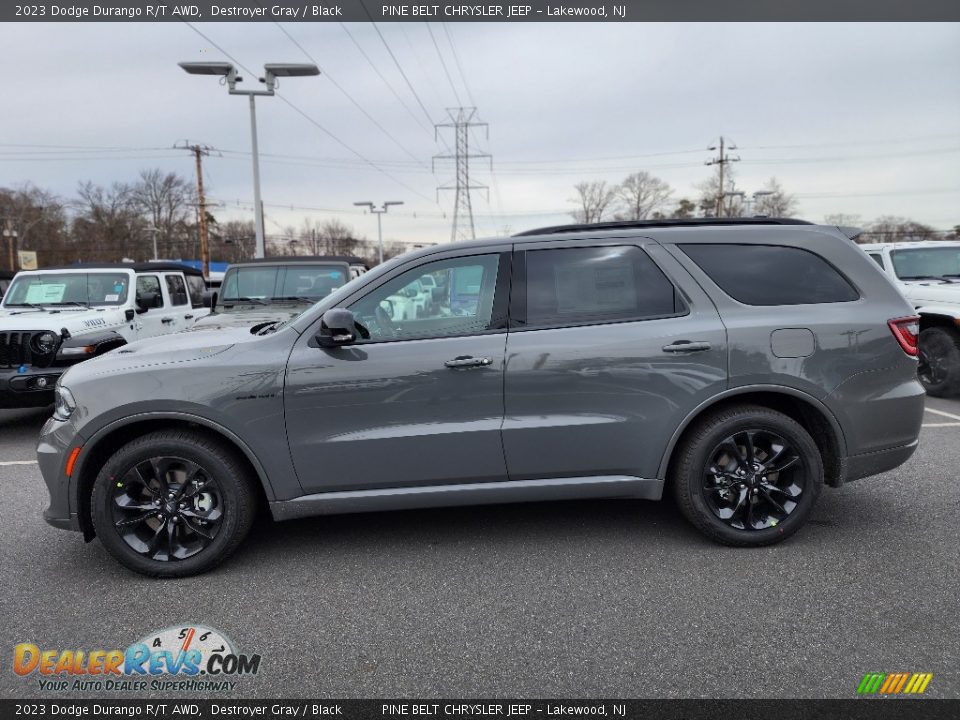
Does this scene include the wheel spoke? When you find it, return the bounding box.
[719,440,748,470]
[760,488,787,514]
[740,431,756,465]
[180,506,222,523]
[115,510,158,528]
[181,517,214,540]
[767,456,800,474]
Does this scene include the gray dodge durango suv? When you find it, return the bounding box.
[37,218,926,577]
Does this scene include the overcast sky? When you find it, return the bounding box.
[1,21,958,246]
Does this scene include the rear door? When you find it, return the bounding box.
[502,238,728,482]
[162,272,193,332]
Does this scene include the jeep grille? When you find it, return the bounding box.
[0,331,57,369]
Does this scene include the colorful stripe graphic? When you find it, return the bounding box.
[857,672,933,695]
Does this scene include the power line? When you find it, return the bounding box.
[441,24,477,109]
[272,22,429,169]
[358,1,438,129]
[434,108,490,241]
[182,21,435,203]
[337,21,432,136]
[705,137,740,217]
[426,24,462,107]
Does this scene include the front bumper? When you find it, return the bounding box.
[0,365,63,408]
[37,414,84,534]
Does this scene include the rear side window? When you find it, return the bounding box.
[525,246,682,327]
[164,274,189,306]
[868,253,885,269]
[680,244,859,306]
[185,274,206,308]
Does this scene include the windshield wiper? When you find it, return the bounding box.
[4,302,47,310]
[48,301,91,307]
[221,296,270,306]
[271,296,318,303]
[898,275,949,282]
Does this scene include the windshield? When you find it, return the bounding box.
[219,264,349,305]
[891,247,960,280]
[3,272,131,307]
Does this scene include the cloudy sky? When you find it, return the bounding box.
[1,21,958,247]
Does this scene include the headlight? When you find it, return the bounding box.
[53,385,77,421]
[31,331,59,355]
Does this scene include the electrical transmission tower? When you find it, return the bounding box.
[705,136,740,217]
[434,108,490,242]
[175,141,216,277]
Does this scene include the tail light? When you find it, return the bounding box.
[888,316,920,357]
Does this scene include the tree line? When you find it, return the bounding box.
[0,170,397,272]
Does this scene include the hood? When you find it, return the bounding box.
[60,326,259,384]
[899,280,960,305]
[0,307,123,331]
[190,306,305,331]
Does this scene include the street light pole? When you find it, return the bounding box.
[354,201,404,264]
[178,61,319,259]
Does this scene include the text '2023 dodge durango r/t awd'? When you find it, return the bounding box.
[37,219,925,577]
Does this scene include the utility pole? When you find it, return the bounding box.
[705,137,740,217]
[3,221,18,271]
[434,107,490,242]
[175,142,214,277]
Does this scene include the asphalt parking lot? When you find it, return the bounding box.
[2,399,959,700]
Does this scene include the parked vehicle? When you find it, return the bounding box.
[191,257,351,331]
[0,262,208,408]
[861,240,960,396]
[38,219,924,577]
[0,270,14,299]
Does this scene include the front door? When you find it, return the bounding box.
[285,250,512,494]
[502,240,728,482]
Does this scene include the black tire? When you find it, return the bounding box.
[91,430,257,578]
[918,327,960,398]
[671,405,823,547]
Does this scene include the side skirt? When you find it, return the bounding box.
[269,475,663,522]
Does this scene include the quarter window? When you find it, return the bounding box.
[165,275,189,306]
[350,254,503,341]
[524,246,682,327]
[680,244,859,306]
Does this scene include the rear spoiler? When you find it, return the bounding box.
[837,226,863,242]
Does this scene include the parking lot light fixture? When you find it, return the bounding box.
[179,60,319,259]
[354,201,404,265]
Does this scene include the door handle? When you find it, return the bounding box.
[184,314,194,320]
[161,318,174,324]
[662,341,711,353]
[444,356,493,369]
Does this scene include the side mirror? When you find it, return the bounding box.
[316,308,361,348]
[202,290,218,309]
[136,291,159,313]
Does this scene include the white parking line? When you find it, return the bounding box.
[922,422,960,428]
[0,460,38,466]
[925,407,960,421]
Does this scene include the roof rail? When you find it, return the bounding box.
[513,217,813,237]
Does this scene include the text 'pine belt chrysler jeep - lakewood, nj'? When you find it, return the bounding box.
[36,219,925,577]
[1,262,208,408]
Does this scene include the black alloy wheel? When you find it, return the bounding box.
[702,430,804,531]
[111,456,223,561]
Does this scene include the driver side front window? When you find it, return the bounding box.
[350,254,502,341]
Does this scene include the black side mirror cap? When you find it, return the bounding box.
[136,291,158,313]
[316,308,363,348]
[202,290,217,309]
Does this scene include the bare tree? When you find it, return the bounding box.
[569,181,616,224]
[753,177,798,217]
[213,219,256,262]
[823,213,863,228]
[319,219,361,256]
[0,184,67,269]
[860,216,939,244]
[131,169,195,258]
[696,166,741,217]
[669,198,697,219]
[72,181,146,262]
[614,172,672,221]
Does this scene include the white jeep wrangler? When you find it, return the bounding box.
[861,240,960,396]
[0,262,209,408]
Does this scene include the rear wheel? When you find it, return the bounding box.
[918,327,960,397]
[671,405,823,546]
[91,430,257,577]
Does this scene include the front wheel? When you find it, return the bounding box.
[91,430,257,577]
[671,405,823,547]
[918,327,960,397]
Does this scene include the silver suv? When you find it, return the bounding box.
[37,219,926,577]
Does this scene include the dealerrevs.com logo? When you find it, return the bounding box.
[13,624,261,692]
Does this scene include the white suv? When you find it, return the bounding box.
[861,240,960,396]
[0,262,209,408]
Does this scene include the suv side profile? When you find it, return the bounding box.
[37,219,925,577]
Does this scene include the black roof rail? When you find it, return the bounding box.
[513,217,813,237]
[32,262,204,276]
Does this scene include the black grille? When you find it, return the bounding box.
[0,331,56,369]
